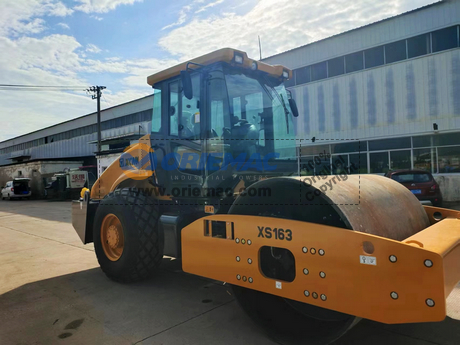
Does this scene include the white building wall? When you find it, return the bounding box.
[97,153,120,177]
[289,48,460,141]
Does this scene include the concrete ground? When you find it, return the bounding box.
[1,200,460,345]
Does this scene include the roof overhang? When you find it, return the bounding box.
[147,48,292,87]
[88,133,142,144]
[8,154,31,160]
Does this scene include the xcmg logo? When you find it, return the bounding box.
[155,152,279,172]
[119,143,155,180]
[119,144,280,180]
[119,156,139,168]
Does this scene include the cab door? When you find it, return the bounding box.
[153,73,205,195]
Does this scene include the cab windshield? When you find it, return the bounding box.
[207,65,297,160]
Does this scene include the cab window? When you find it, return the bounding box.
[168,75,201,140]
[169,82,179,136]
[151,88,161,133]
[181,74,201,140]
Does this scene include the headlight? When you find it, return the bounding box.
[251,61,258,70]
[234,53,244,64]
[282,70,289,79]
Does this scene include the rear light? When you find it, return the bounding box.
[11,187,13,192]
[430,184,437,191]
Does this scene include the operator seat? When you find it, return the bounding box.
[223,117,258,157]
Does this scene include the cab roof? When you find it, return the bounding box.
[146,48,292,87]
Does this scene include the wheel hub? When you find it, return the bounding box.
[100,213,124,261]
[106,225,120,249]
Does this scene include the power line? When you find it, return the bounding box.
[0,84,88,92]
[0,88,86,92]
[0,84,88,88]
[102,94,111,106]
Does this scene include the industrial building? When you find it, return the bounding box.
[2,0,460,200]
[0,95,153,197]
[262,0,460,200]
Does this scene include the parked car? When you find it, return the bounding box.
[384,169,442,206]
[1,178,31,200]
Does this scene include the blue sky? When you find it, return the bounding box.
[0,0,435,141]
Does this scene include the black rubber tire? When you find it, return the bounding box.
[93,188,164,283]
[229,178,359,345]
[232,286,359,345]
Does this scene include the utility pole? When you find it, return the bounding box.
[87,86,106,153]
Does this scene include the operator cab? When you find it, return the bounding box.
[147,49,299,203]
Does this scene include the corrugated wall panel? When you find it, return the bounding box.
[291,49,460,141]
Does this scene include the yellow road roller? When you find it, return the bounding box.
[72,48,460,344]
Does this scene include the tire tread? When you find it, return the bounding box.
[95,188,163,283]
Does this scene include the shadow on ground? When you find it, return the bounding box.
[1,258,459,345]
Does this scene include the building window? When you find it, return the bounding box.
[311,62,327,81]
[331,154,348,174]
[349,153,367,174]
[370,152,389,173]
[300,155,315,175]
[295,66,311,85]
[438,146,460,173]
[315,156,331,175]
[299,144,330,156]
[364,46,384,68]
[407,34,430,58]
[385,40,407,64]
[369,137,411,151]
[331,141,363,154]
[345,52,364,73]
[432,26,458,53]
[413,135,432,148]
[433,133,460,146]
[390,150,411,170]
[414,148,434,172]
[327,57,344,77]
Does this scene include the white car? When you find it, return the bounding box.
[1,178,31,200]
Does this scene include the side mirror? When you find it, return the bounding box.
[180,70,193,100]
[289,98,299,118]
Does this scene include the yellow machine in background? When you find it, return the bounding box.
[72,48,460,344]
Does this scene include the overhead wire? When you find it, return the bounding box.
[0,84,88,92]
[0,84,88,88]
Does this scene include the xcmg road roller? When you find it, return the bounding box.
[72,48,460,344]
